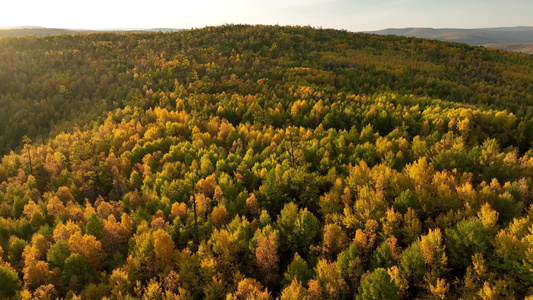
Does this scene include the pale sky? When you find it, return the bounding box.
[0,0,531,31]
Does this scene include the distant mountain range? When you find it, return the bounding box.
[367,27,533,54]
[0,26,186,38]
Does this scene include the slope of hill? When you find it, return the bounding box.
[368,26,533,53]
[1,25,532,156]
[0,26,95,37]
[1,25,533,299]
[484,42,533,54]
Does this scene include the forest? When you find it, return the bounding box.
[0,24,533,299]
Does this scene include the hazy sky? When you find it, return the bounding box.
[1,0,531,31]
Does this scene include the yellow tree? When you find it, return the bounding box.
[229,278,270,300]
[312,258,347,299]
[280,279,308,300]
[53,221,81,242]
[255,230,280,289]
[152,229,177,275]
[68,232,106,270]
[211,206,229,229]
[322,223,348,259]
[22,246,51,291]
[103,215,125,254]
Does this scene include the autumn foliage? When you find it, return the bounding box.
[0,24,533,298]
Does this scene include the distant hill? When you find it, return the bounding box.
[367,27,533,54]
[0,26,186,38]
[483,43,533,54]
[0,27,96,37]
[143,28,187,32]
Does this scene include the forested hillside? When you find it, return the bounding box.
[1,25,533,299]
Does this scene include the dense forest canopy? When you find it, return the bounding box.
[0,24,533,299]
[1,25,533,156]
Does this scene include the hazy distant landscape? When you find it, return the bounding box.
[0,26,186,37]
[368,26,533,54]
